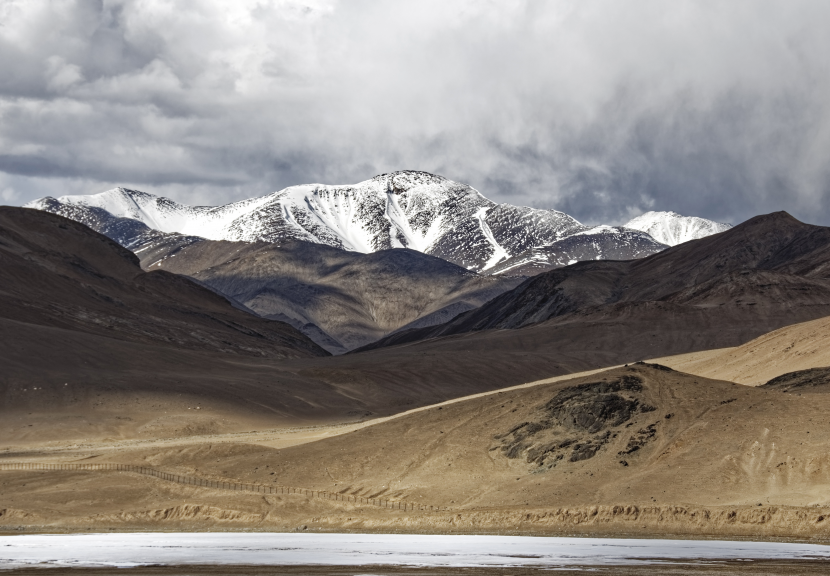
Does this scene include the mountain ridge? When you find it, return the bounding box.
[25,171,727,275]
[359,211,830,350]
[0,206,327,359]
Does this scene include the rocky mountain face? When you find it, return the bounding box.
[487,226,668,276]
[25,171,724,276]
[362,212,830,351]
[624,211,732,246]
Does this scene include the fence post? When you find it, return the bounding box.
[0,463,439,516]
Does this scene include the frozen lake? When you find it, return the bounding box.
[2,533,830,569]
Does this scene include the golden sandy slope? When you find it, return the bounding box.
[4,363,830,540]
[30,370,610,448]
[653,315,830,385]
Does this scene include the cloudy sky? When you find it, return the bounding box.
[1,0,829,225]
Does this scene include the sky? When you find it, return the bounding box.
[1,0,829,226]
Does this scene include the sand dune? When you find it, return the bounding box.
[654,314,830,385]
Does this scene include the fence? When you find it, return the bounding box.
[0,462,447,512]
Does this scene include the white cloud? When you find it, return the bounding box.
[44,56,84,92]
[0,0,829,225]
[0,186,18,203]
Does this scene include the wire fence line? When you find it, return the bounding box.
[0,462,447,512]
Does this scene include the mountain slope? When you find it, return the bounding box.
[0,207,325,359]
[624,210,732,246]
[361,212,830,350]
[137,238,522,352]
[227,362,830,516]
[487,226,668,276]
[657,314,830,386]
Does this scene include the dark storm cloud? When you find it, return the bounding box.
[1,0,829,225]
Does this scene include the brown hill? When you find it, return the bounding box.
[137,238,520,353]
[655,314,830,386]
[184,362,830,513]
[0,207,326,359]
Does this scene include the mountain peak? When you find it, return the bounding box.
[371,170,450,193]
[740,210,800,226]
[624,210,732,246]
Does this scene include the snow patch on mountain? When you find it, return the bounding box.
[474,207,511,270]
[624,211,732,246]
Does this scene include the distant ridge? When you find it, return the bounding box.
[137,238,522,353]
[25,171,727,274]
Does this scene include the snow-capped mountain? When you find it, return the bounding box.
[25,171,730,275]
[624,211,732,246]
[27,171,587,273]
[487,226,669,276]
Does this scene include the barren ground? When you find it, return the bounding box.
[4,359,830,542]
